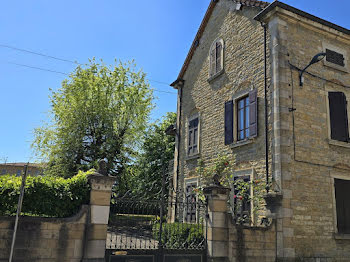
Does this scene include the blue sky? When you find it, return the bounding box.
[1,0,349,163]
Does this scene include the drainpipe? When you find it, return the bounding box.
[262,22,269,193]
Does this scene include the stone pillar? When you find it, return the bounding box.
[82,172,116,262]
[204,185,230,262]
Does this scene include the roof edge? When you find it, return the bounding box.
[254,1,350,35]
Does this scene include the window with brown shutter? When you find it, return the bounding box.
[188,117,199,155]
[328,92,349,142]
[224,89,258,145]
[209,39,224,77]
[334,179,350,234]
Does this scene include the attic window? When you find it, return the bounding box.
[326,49,345,67]
[209,38,224,79]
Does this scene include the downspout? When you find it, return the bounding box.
[175,85,183,218]
[262,22,270,193]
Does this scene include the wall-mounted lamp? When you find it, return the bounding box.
[299,52,326,86]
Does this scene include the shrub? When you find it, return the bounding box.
[0,170,91,217]
[152,222,204,248]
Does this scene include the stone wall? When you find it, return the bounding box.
[0,172,115,262]
[177,0,270,203]
[0,206,87,262]
[265,8,350,261]
[228,224,276,262]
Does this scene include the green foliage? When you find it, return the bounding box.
[32,59,154,178]
[0,171,91,217]
[152,222,204,248]
[195,156,268,224]
[115,112,176,200]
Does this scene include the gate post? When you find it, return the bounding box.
[82,170,116,262]
[204,185,230,262]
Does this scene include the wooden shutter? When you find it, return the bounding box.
[335,179,350,234]
[225,100,234,145]
[326,49,345,67]
[216,42,222,73]
[210,48,216,76]
[249,89,258,138]
[328,92,349,142]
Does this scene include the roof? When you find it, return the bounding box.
[254,1,350,35]
[171,0,269,87]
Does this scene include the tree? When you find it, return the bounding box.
[117,112,176,200]
[32,59,153,177]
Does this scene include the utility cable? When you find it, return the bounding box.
[2,60,176,94]
[0,44,81,65]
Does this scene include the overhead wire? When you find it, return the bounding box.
[2,60,176,94]
[0,43,177,94]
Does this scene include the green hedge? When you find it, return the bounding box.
[0,170,91,217]
[153,222,204,248]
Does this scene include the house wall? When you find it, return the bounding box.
[269,9,350,260]
[0,164,42,176]
[177,0,270,200]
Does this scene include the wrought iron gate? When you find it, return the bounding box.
[105,170,208,262]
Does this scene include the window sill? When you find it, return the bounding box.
[323,61,348,73]
[185,154,200,161]
[334,233,350,240]
[230,139,253,148]
[207,69,224,83]
[328,139,350,148]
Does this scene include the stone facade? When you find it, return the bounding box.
[0,163,42,176]
[172,0,350,261]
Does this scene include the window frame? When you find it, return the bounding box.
[230,89,256,146]
[183,177,199,223]
[208,38,224,80]
[331,174,350,236]
[187,113,200,157]
[229,169,255,225]
[325,88,350,148]
[237,95,250,141]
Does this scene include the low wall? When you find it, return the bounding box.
[0,205,88,262]
[228,221,276,262]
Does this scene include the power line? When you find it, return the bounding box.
[5,61,69,76]
[2,60,176,94]
[0,44,81,65]
[0,43,174,87]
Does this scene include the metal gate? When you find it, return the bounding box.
[105,185,208,262]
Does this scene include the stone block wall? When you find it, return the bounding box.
[177,0,271,203]
[0,172,115,262]
[228,223,276,262]
[0,206,87,262]
[266,8,350,261]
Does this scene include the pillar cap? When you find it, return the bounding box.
[203,185,230,195]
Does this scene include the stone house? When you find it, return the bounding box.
[0,162,42,176]
[170,0,350,261]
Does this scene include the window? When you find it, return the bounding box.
[225,89,258,145]
[229,170,254,223]
[16,170,21,177]
[188,117,199,156]
[326,49,345,67]
[328,91,349,142]
[184,179,198,223]
[322,43,348,72]
[334,179,350,234]
[209,38,224,78]
[237,96,250,141]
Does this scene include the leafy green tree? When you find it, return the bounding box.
[33,59,153,177]
[116,112,176,200]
